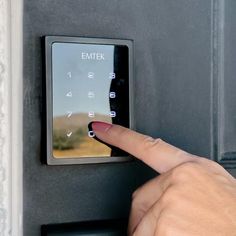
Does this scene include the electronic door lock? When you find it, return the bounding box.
[44,36,134,165]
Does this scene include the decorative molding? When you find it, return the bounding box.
[0,0,23,235]
[0,0,11,234]
[212,0,236,168]
[211,0,224,162]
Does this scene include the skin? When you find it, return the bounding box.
[91,122,236,236]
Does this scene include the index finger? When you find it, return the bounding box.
[91,122,196,173]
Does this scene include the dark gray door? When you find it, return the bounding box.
[23,0,236,235]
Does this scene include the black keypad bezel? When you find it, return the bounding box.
[44,36,134,165]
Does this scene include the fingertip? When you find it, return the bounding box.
[91,121,113,133]
[87,121,114,148]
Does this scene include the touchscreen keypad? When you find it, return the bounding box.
[46,38,131,162]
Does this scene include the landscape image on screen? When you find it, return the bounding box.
[53,113,112,158]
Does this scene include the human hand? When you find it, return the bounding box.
[91,122,236,236]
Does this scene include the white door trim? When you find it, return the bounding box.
[0,0,23,235]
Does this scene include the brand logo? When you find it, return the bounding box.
[81,52,105,60]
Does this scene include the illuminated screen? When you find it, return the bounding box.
[52,42,129,159]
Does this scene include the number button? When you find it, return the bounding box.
[88,111,95,118]
[109,111,116,118]
[109,72,116,79]
[66,91,72,97]
[67,111,73,118]
[88,91,95,98]
[109,92,116,98]
[67,71,72,79]
[88,72,95,79]
[88,131,95,138]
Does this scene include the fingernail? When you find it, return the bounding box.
[91,121,112,133]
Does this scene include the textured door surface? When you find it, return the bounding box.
[23,0,236,235]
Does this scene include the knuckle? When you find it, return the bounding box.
[171,161,200,182]
[141,137,161,157]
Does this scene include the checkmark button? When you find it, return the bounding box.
[66,132,73,137]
